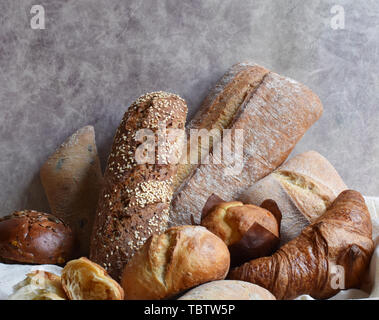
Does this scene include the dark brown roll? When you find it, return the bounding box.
[0,210,75,264]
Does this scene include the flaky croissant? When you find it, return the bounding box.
[229,190,374,300]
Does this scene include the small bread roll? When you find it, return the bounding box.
[121,226,230,300]
[178,280,276,300]
[201,201,279,246]
[61,257,124,300]
[0,210,75,264]
[9,270,67,300]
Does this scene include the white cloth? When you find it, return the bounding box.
[0,263,62,300]
[1,197,379,300]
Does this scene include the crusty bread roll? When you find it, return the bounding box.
[0,210,75,265]
[9,270,67,300]
[40,125,103,257]
[201,199,280,266]
[90,91,187,281]
[121,226,230,300]
[201,201,279,245]
[241,151,348,244]
[170,62,323,227]
[61,257,124,300]
[178,280,276,300]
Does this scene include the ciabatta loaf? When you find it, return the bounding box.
[90,92,187,281]
[170,63,323,226]
[241,151,348,244]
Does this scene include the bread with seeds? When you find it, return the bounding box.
[90,91,187,281]
[169,62,323,226]
[0,210,75,264]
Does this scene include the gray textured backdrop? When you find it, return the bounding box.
[0,0,378,217]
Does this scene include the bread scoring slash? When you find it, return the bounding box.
[90,91,188,281]
[170,62,324,227]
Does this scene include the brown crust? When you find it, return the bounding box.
[0,210,75,264]
[90,91,187,281]
[169,63,323,227]
[229,190,374,300]
[200,199,280,267]
[172,63,269,192]
[121,225,230,300]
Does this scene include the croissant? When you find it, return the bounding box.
[229,190,374,300]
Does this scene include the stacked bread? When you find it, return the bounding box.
[1,62,375,301]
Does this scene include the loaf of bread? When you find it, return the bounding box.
[0,210,75,264]
[170,62,323,226]
[61,257,124,300]
[229,190,374,300]
[9,270,67,300]
[121,226,230,300]
[178,280,276,300]
[90,91,188,281]
[241,151,347,244]
[40,125,103,257]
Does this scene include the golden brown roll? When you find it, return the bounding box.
[0,210,75,265]
[121,225,230,300]
[61,257,124,300]
[201,201,279,245]
[201,199,281,267]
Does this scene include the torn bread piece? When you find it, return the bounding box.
[61,257,124,300]
[9,270,67,300]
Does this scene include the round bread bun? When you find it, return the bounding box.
[178,280,276,300]
[201,201,279,246]
[0,210,75,264]
[121,225,230,300]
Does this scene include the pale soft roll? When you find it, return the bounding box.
[178,280,276,300]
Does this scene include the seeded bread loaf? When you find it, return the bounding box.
[40,126,103,257]
[169,62,323,226]
[240,151,348,244]
[90,91,187,281]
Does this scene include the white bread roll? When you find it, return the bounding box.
[178,280,276,300]
[241,151,347,244]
